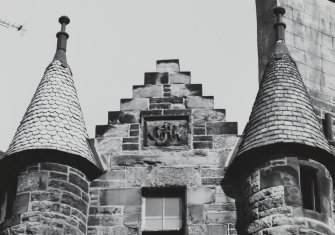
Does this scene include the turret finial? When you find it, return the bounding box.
[53,16,70,67]
[273,7,286,42]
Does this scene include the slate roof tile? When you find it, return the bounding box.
[2,60,99,168]
[237,42,331,156]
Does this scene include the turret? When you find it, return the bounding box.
[0,16,103,234]
[224,7,335,234]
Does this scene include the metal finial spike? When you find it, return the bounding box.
[59,16,70,25]
[273,6,285,16]
[54,16,70,67]
[273,6,286,42]
[59,16,70,32]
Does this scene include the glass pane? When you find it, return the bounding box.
[164,216,181,230]
[145,217,163,230]
[164,198,181,217]
[146,198,163,217]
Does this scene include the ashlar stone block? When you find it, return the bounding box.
[156,59,180,73]
[100,188,141,206]
[144,72,169,85]
[170,84,202,97]
[187,186,215,204]
[132,85,163,98]
[169,72,191,84]
[120,98,149,111]
[185,96,214,109]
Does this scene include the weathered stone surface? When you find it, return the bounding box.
[207,225,228,235]
[100,188,141,206]
[61,192,88,214]
[98,169,125,180]
[188,225,208,235]
[30,201,71,216]
[122,137,139,143]
[187,187,215,204]
[69,173,89,192]
[206,122,238,135]
[149,103,171,109]
[120,98,149,111]
[88,215,122,226]
[133,85,163,98]
[96,124,129,138]
[144,72,169,85]
[147,167,201,187]
[95,137,122,155]
[193,142,213,149]
[12,193,29,215]
[150,97,184,104]
[17,171,47,193]
[169,72,191,84]
[122,144,139,151]
[108,111,140,124]
[170,84,202,97]
[49,180,81,196]
[125,167,148,187]
[193,127,206,135]
[207,211,236,223]
[156,59,180,73]
[188,205,204,224]
[41,163,68,173]
[201,167,224,178]
[185,96,214,109]
[193,136,213,142]
[213,135,238,149]
[193,109,226,124]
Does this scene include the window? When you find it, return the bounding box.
[300,165,320,212]
[142,187,185,235]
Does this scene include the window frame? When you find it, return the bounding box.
[299,165,321,212]
[142,187,186,235]
[0,182,8,224]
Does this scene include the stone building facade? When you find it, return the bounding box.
[1,2,335,235]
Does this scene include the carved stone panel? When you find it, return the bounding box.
[143,116,189,148]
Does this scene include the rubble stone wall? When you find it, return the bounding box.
[236,155,335,235]
[0,163,89,235]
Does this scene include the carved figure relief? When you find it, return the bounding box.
[144,119,188,147]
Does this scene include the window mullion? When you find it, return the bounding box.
[162,197,165,230]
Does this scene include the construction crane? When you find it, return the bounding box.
[0,18,26,34]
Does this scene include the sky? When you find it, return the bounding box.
[0,0,259,151]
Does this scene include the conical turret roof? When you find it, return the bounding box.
[225,7,333,177]
[237,41,330,156]
[2,16,101,176]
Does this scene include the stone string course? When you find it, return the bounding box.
[90,60,240,234]
[0,163,89,235]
